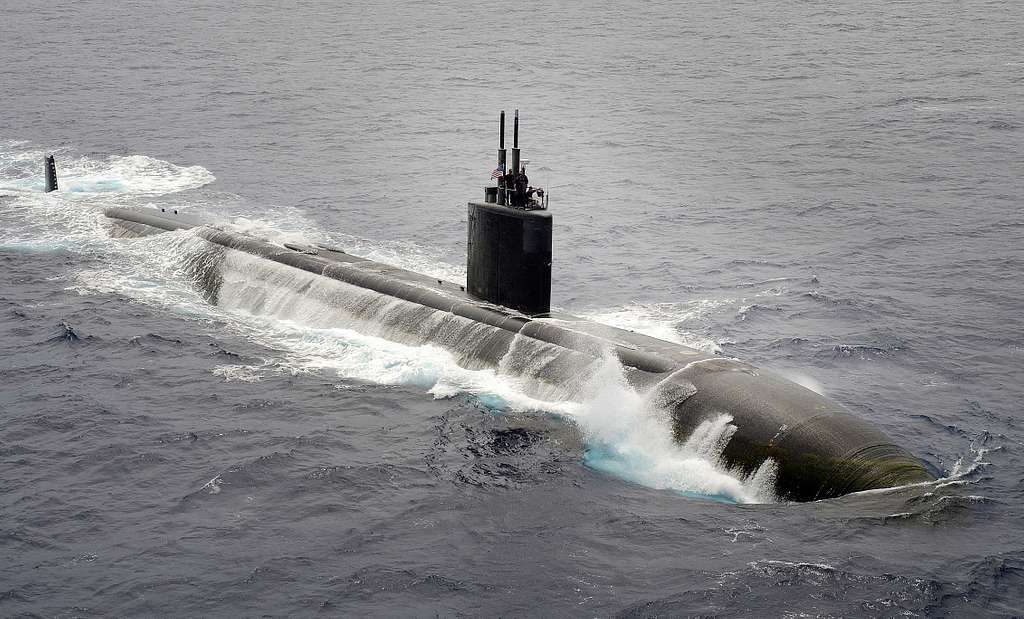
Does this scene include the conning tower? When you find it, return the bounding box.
[467,110,551,315]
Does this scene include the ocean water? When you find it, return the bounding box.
[2,1,1022,616]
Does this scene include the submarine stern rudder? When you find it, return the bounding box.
[44,154,58,192]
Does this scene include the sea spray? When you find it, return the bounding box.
[585,301,729,354]
[571,353,778,503]
[146,245,783,502]
[203,255,776,502]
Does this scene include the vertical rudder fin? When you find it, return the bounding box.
[44,154,58,192]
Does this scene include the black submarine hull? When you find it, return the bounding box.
[104,206,935,501]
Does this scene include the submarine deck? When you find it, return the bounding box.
[104,207,712,376]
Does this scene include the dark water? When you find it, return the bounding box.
[2,1,1023,616]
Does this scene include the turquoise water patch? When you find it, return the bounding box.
[67,179,126,193]
[476,392,511,411]
[583,445,739,504]
[0,240,76,254]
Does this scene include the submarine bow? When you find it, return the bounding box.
[89,111,934,502]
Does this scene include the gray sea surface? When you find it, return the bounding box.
[2,1,1023,616]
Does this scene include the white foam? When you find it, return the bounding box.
[567,353,777,503]
[201,475,223,495]
[56,154,215,196]
[585,300,729,353]
[948,444,992,479]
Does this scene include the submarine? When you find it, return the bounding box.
[49,111,934,501]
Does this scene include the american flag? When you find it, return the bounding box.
[490,163,505,179]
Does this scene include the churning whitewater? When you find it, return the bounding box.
[3,143,776,503]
